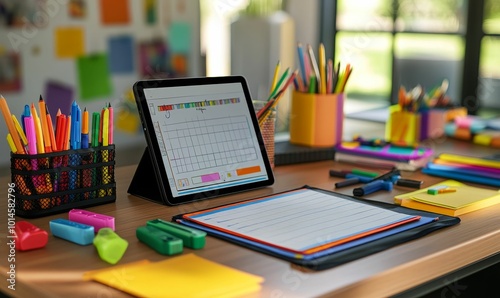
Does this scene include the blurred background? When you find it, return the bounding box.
[1,0,499,174]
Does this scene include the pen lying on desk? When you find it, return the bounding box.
[334,174,374,188]
[352,168,400,196]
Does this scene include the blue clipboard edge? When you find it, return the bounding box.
[172,185,461,271]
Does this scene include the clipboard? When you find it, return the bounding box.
[173,186,460,271]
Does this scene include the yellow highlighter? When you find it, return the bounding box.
[12,114,28,146]
[30,103,45,154]
[100,108,110,197]
[319,43,326,94]
[7,133,17,153]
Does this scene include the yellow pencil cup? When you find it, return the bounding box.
[289,91,344,147]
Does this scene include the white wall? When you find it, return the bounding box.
[0,0,201,171]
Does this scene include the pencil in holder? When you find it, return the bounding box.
[10,145,116,218]
[254,100,276,168]
[386,105,468,145]
[289,91,344,147]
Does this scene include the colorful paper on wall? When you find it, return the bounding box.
[77,54,112,100]
[55,27,85,58]
[0,51,21,91]
[108,35,134,73]
[116,89,140,134]
[139,40,168,78]
[69,0,86,18]
[100,0,130,24]
[0,0,46,27]
[168,21,191,54]
[144,0,157,24]
[44,81,74,119]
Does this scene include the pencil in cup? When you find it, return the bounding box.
[97,147,115,197]
[253,100,276,168]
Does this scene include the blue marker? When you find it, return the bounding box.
[21,104,30,132]
[70,101,78,149]
[353,180,393,196]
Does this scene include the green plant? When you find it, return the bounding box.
[241,0,284,16]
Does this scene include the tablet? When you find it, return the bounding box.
[133,76,274,205]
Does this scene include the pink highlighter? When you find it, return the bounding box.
[68,209,115,232]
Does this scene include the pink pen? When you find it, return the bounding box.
[24,116,37,155]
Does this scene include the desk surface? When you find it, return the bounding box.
[1,139,500,298]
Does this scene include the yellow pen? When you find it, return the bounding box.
[100,108,110,197]
[7,133,17,153]
[102,108,109,146]
[269,60,281,96]
[12,114,28,146]
[31,103,45,154]
[319,43,326,94]
[38,95,52,153]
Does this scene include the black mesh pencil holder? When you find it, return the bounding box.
[10,145,116,218]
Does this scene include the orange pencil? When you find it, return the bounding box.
[64,115,71,151]
[45,106,57,152]
[0,95,25,154]
[38,95,52,153]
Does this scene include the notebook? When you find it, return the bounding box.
[334,141,434,171]
[395,180,500,216]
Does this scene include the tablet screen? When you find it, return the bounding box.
[134,77,274,205]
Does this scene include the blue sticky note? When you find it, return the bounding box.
[168,22,191,54]
[108,35,134,73]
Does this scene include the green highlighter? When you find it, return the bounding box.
[146,219,206,249]
[93,228,128,264]
[136,225,183,255]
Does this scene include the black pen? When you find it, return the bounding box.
[395,179,423,189]
[368,167,400,182]
[335,177,360,188]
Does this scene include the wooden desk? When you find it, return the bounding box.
[1,139,500,298]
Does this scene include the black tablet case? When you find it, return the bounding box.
[173,186,461,271]
[127,148,165,204]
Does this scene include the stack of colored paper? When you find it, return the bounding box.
[83,254,263,297]
[334,139,434,171]
[422,153,500,187]
[394,180,500,216]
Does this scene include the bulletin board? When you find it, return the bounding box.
[0,0,201,168]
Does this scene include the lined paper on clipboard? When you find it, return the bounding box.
[183,188,421,255]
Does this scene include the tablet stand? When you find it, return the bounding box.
[127,148,165,204]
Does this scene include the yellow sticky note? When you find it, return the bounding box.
[55,27,85,58]
[84,254,263,298]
